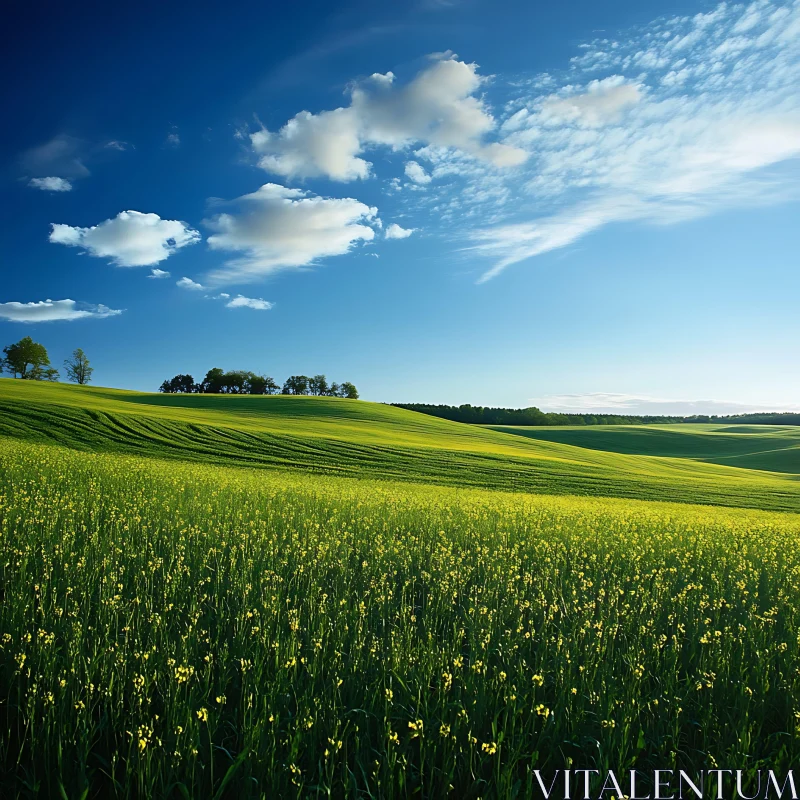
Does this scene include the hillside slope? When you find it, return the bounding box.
[1,379,798,511]
[489,424,800,474]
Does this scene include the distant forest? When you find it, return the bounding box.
[392,403,800,427]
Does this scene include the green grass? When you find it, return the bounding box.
[1,379,798,512]
[3,437,800,797]
[488,423,800,474]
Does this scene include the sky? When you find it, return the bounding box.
[2,0,799,414]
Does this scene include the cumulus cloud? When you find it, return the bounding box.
[148,268,171,279]
[0,299,122,323]
[176,277,205,291]
[204,183,378,283]
[29,176,72,192]
[249,55,527,182]
[225,294,274,310]
[404,160,432,184]
[385,223,415,239]
[50,211,200,267]
[471,0,800,280]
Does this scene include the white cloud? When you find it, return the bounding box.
[50,210,200,267]
[29,176,72,192]
[204,183,378,283]
[404,160,432,184]
[165,132,180,148]
[473,0,800,280]
[176,277,205,291]
[148,268,171,279]
[105,140,131,151]
[225,294,274,310]
[385,223,415,239]
[249,55,527,182]
[530,392,800,415]
[0,299,122,323]
[541,78,642,126]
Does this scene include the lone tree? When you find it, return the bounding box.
[63,348,93,385]
[2,337,59,381]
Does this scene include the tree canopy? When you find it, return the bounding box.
[2,337,59,381]
[159,369,354,397]
[64,348,93,385]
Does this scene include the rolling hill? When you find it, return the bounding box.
[488,423,800,474]
[1,378,798,511]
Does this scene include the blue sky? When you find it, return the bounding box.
[2,0,799,413]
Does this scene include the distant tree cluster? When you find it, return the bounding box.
[1,337,93,384]
[160,368,359,399]
[392,403,800,427]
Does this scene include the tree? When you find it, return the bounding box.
[328,382,340,397]
[2,337,58,381]
[199,368,225,394]
[221,370,248,394]
[309,374,329,396]
[63,348,93,385]
[282,375,309,395]
[338,381,359,399]
[246,373,279,395]
[159,374,196,393]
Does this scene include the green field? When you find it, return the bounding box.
[2,380,800,797]
[1,379,798,511]
[489,423,800,474]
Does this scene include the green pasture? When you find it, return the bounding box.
[489,423,800,474]
[0,378,798,511]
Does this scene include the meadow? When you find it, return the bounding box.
[1,381,800,797]
[1,380,799,511]
[489,423,800,475]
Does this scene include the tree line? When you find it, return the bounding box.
[1,337,93,384]
[391,403,800,427]
[160,368,359,398]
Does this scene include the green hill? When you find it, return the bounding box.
[488,423,800,474]
[1,378,798,511]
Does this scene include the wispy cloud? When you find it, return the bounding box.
[28,176,73,192]
[0,299,122,323]
[530,392,800,415]
[225,294,273,310]
[20,135,90,179]
[466,0,800,280]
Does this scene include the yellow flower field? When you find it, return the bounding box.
[2,437,800,797]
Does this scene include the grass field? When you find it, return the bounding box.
[3,438,800,797]
[489,423,800,474]
[1,380,799,511]
[1,380,800,797]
